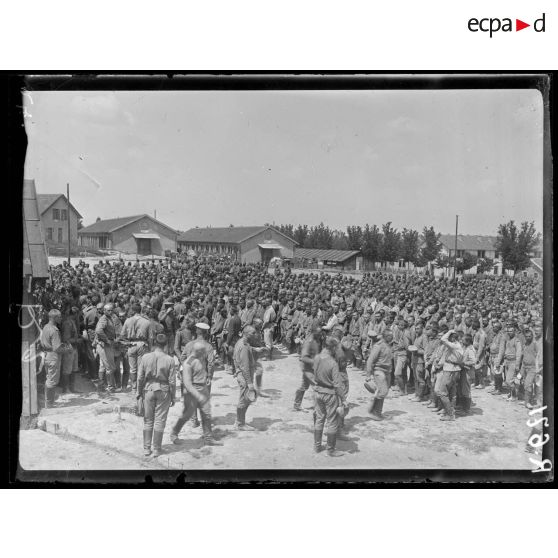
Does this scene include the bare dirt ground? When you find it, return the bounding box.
[18,346,536,471]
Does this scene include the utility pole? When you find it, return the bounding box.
[453,214,459,280]
[67,183,71,265]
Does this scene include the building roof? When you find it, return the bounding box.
[439,234,498,252]
[23,180,50,278]
[294,248,361,262]
[78,214,177,236]
[37,193,83,219]
[177,225,297,245]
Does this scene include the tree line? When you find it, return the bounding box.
[273,220,540,274]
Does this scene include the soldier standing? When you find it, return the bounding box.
[233,326,258,430]
[137,333,176,457]
[40,309,64,407]
[94,303,117,393]
[293,326,322,412]
[170,341,221,446]
[121,303,151,392]
[365,328,394,421]
[312,337,346,456]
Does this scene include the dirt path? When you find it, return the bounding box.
[19,347,536,471]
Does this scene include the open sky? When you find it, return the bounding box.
[24,88,543,236]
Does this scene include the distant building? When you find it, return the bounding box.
[78,214,177,256]
[177,225,297,264]
[294,248,362,270]
[37,191,83,250]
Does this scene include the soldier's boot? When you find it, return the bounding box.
[60,375,69,393]
[143,429,153,456]
[369,398,385,421]
[314,429,324,453]
[44,386,56,408]
[234,408,255,431]
[68,373,76,393]
[201,415,222,446]
[130,373,137,393]
[293,389,305,411]
[190,411,200,428]
[395,376,406,395]
[151,430,164,457]
[255,375,269,398]
[326,433,343,457]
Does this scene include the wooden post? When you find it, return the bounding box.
[67,183,71,265]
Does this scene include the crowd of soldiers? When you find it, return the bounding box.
[37,254,544,458]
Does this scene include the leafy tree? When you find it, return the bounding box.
[495,220,541,273]
[361,224,383,264]
[381,222,401,263]
[331,230,349,250]
[421,226,443,262]
[400,228,420,265]
[476,257,494,274]
[455,252,477,273]
[277,224,294,239]
[346,225,363,251]
[434,254,451,269]
[293,224,309,247]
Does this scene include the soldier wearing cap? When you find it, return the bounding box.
[40,309,64,406]
[170,340,221,446]
[120,302,152,392]
[59,304,79,394]
[137,333,176,457]
[94,303,117,392]
[312,336,346,456]
[82,296,100,380]
[497,323,523,401]
[293,325,322,412]
[365,328,393,420]
[232,326,259,430]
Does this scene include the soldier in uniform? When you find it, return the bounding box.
[521,328,539,409]
[262,297,277,360]
[232,326,259,430]
[293,325,322,412]
[409,321,427,402]
[94,303,117,393]
[82,296,100,380]
[497,324,523,401]
[487,321,504,394]
[365,328,393,421]
[137,333,176,457]
[40,309,64,407]
[60,305,79,394]
[312,336,346,456]
[170,341,221,446]
[120,303,152,392]
[392,315,410,396]
[471,319,487,389]
[112,308,130,391]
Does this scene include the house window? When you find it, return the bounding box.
[52,208,60,220]
[46,227,53,241]
[477,250,485,258]
[61,209,68,221]
[398,259,405,268]
[99,236,108,249]
[57,228,63,243]
[456,250,465,258]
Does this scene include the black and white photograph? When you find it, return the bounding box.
[13,74,553,482]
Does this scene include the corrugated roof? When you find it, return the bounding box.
[177,226,297,245]
[36,193,83,219]
[23,179,50,278]
[439,234,498,251]
[294,248,361,262]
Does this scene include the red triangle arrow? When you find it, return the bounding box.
[516,19,530,31]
